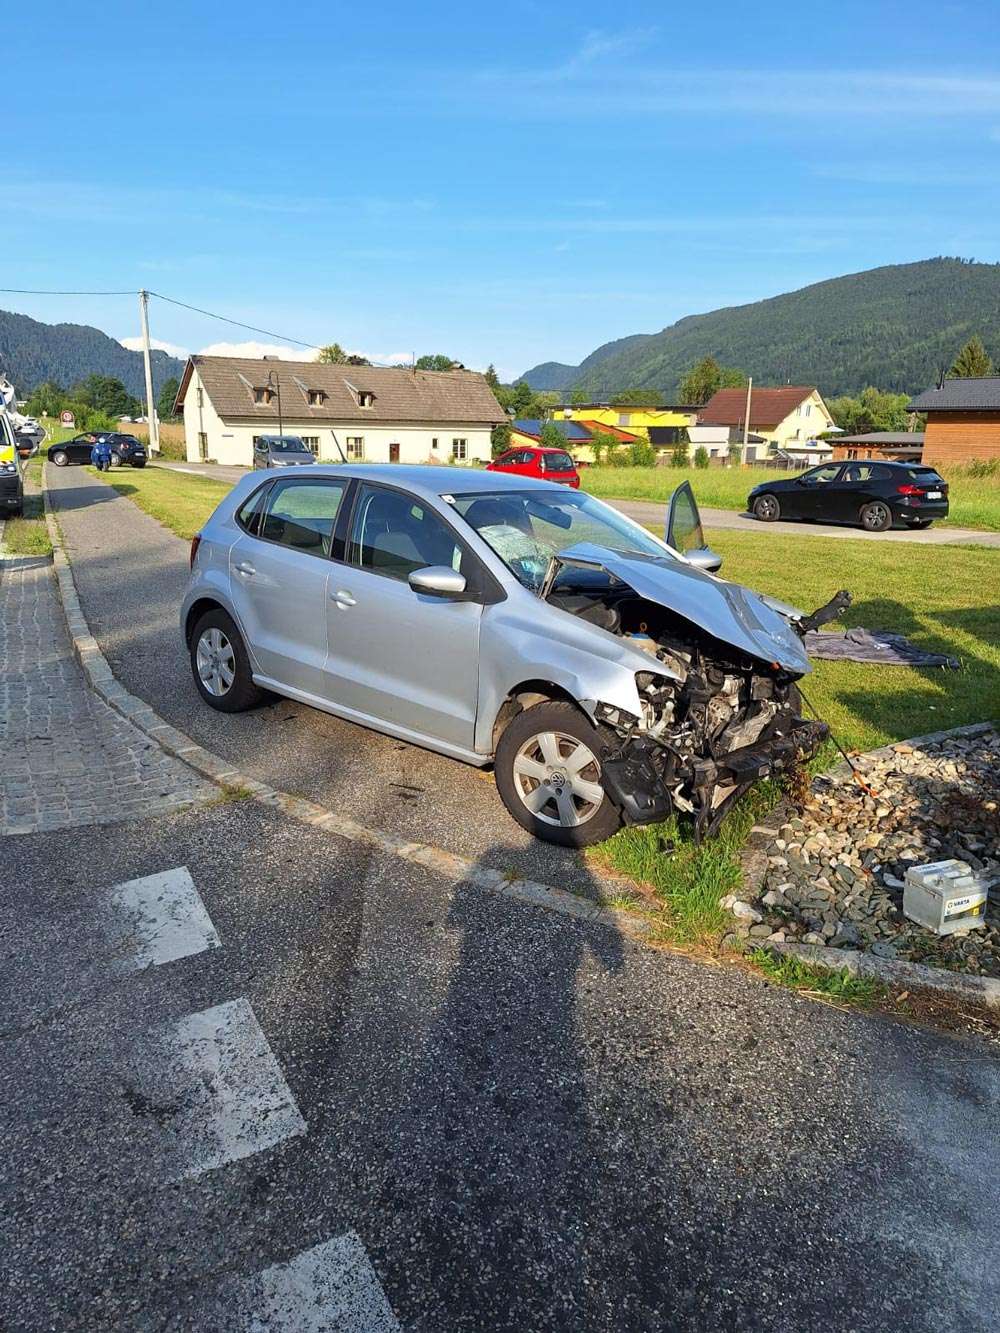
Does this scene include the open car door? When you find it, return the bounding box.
[665,480,723,572]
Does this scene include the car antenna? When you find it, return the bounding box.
[328,428,348,464]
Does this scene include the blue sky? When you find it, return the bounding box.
[5,1,1000,379]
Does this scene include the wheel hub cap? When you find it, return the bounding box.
[512,731,604,828]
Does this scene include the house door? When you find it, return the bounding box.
[389,442,400,463]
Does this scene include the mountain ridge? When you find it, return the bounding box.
[0,307,184,398]
[517,258,1000,399]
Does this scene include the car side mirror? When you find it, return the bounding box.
[684,547,723,574]
[408,566,468,597]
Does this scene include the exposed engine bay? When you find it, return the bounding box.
[546,559,849,840]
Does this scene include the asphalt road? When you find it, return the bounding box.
[156,460,1000,547]
[4,800,1000,1330]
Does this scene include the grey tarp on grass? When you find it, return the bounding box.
[804,627,959,669]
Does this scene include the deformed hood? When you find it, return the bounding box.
[551,542,812,675]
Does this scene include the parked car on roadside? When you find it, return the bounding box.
[748,460,949,532]
[487,445,581,488]
[252,435,316,470]
[182,468,841,849]
[48,432,147,469]
[1,411,24,515]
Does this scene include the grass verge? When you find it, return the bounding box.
[748,948,887,1007]
[3,459,52,557]
[580,462,1000,531]
[93,463,232,541]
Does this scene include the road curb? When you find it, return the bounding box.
[41,470,651,944]
[737,726,1000,1011]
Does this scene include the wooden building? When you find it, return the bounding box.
[908,378,1000,467]
[832,431,924,462]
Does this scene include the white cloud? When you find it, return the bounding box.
[120,335,190,358]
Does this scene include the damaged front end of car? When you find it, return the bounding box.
[542,544,848,841]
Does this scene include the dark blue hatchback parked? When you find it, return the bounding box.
[749,460,949,532]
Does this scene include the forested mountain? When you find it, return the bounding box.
[518,259,1000,399]
[0,308,184,398]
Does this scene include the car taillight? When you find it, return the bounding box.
[190,534,202,568]
[896,484,924,495]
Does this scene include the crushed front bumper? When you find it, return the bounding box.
[601,716,828,835]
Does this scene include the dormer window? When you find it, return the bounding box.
[307,389,326,407]
[358,390,374,409]
[253,387,274,405]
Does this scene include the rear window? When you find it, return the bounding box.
[905,467,945,484]
[542,451,574,472]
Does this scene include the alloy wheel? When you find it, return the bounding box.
[863,502,890,531]
[195,627,236,697]
[511,731,604,828]
[754,496,778,520]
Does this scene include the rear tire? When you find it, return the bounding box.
[51,450,69,467]
[190,608,266,713]
[109,452,122,469]
[860,501,892,532]
[753,494,780,522]
[494,700,622,848]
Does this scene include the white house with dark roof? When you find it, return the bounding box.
[174,356,506,467]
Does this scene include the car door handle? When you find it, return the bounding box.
[331,589,356,608]
[234,561,256,576]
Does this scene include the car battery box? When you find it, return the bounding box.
[903,859,989,936]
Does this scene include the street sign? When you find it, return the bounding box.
[60,410,75,427]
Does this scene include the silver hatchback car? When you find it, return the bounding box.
[181,466,833,846]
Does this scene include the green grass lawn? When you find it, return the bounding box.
[2,459,52,557]
[91,462,233,541]
[580,463,1000,532]
[80,462,999,948]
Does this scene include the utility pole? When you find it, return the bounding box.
[742,376,753,460]
[138,290,160,457]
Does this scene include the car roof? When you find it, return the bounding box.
[270,463,560,498]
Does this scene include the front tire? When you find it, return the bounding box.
[752,494,780,522]
[51,450,69,467]
[190,608,266,713]
[860,501,892,532]
[494,700,622,848]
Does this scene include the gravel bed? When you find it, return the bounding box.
[723,727,1000,977]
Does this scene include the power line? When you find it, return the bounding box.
[0,286,134,296]
[147,290,316,349]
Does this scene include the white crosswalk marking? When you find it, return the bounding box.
[244,1233,400,1332]
[153,997,307,1179]
[108,866,220,971]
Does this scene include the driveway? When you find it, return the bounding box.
[154,461,1000,547]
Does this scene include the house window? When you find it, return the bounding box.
[358,391,374,409]
[307,390,326,406]
[253,387,273,405]
[617,413,630,427]
[196,388,204,408]
[431,437,439,450]
[301,436,320,454]
[452,438,468,460]
[346,436,365,460]
[804,404,811,417]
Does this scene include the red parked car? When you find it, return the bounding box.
[487,445,581,488]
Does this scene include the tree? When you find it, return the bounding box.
[949,335,993,378]
[71,374,138,419]
[693,446,710,469]
[678,356,747,406]
[570,387,589,406]
[415,354,457,372]
[539,421,567,449]
[670,441,689,467]
[25,380,66,418]
[317,343,349,364]
[490,422,511,457]
[827,386,913,434]
[156,376,180,422]
[484,364,500,392]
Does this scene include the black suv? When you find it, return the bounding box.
[749,460,949,532]
[48,432,147,469]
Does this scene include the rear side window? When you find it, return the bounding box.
[542,451,574,472]
[906,467,945,483]
[259,478,347,556]
[237,485,271,536]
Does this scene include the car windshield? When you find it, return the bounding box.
[451,488,671,592]
[268,438,309,453]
